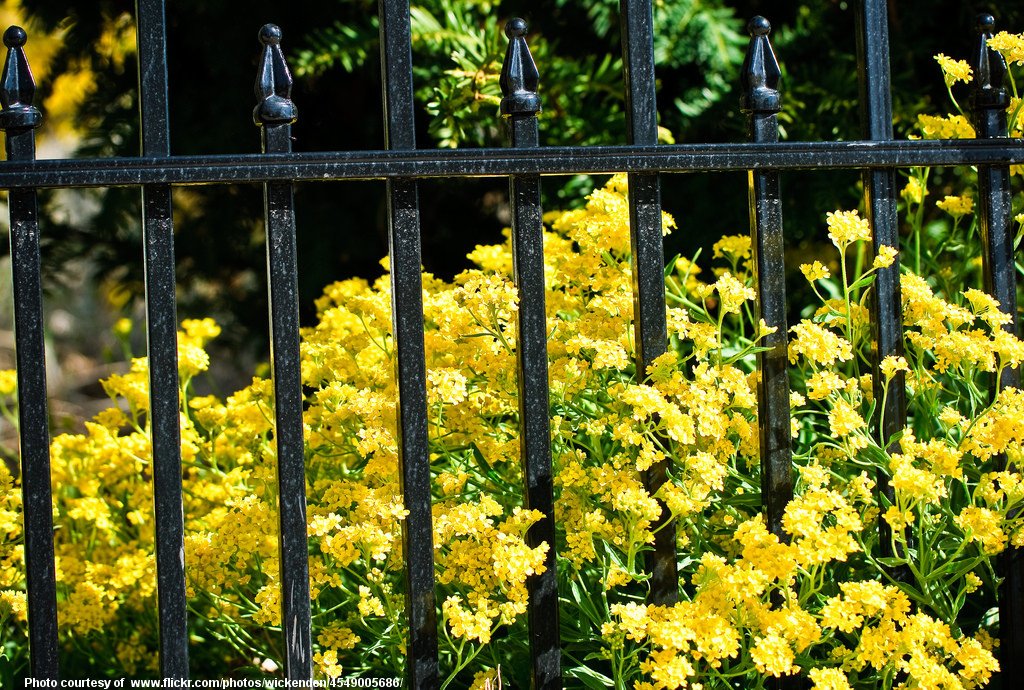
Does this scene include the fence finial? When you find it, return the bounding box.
[969,13,1009,112]
[0,25,42,131]
[740,16,781,114]
[500,18,541,117]
[253,23,297,126]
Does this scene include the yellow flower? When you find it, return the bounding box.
[734,517,797,580]
[808,667,853,690]
[900,176,925,205]
[0,370,16,397]
[826,210,871,249]
[788,322,853,367]
[938,406,963,428]
[317,623,360,650]
[608,601,650,642]
[936,195,974,218]
[882,505,913,532]
[469,668,503,690]
[890,454,947,503]
[313,649,344,679]
[0,590,27,623]
[988,31,1024,66]
[806,371,845,400]
[603,564,632,590]
[872,245,898,269]
[963,288,1012,328]
[113,317,133,338]
[357,585,387,617]
[181,317,221,344]
[10,170,1020,683]
[957,635,1000,684]
[750,633,796,677]
[879,355,908,380]
[934,53,973,86]
[917,113,976,139]
[955,506,1006,555]
[712,235,752,262]
[800,261,831,282]
[427,367,468,405]
[467,242,513,274]
[783,487,862,565]
[640,649,696,689]
[756,319,778,338]
[177,341,211,379]
[713,272,755,315]
[443,595,495,643]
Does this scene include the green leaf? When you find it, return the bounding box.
[565,664,615,690]
[875,556,908,568]
[568,577,605,628]
[848,273,879,291]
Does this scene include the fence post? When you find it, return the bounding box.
[0,25,59,680]
[253,24,313,683]
[618,0,677,605]
[500,18,561,690]
[377,0,440,686]
[740,17,793,545]
[134,0,190,676]
[854,0,908,579]
[967,12,1023,679]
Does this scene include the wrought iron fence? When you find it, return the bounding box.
[1,0,1022,688]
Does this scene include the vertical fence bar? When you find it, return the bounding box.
[618,0,677,605]
[0,25,58,680]
[854,0,906,567]
[134,0,189,676]
[253,25,312,682]
[968,13,1023,677]
[740,17,793,543]
[377,1,439,687]
[500,19,560,690]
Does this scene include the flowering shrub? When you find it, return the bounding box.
[2,30,1024,690]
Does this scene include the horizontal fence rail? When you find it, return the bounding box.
[2,0,1023,687]
[0,139,1023,189]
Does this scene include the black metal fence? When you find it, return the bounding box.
[1,1,1022,688]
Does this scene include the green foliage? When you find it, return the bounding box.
[292,0,747,147]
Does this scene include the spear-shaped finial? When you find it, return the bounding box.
[0,26,42,131]
[740,16,781,114]
[253,23,297,126]
[500,18,541,117]
[970,13,1009,113]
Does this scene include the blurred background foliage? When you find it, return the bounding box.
[1,0,1022,361]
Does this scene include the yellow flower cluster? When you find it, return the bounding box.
[934,53,973,86]
[788,322,853,367]
[901,176,926,205]
[917,113,976,139]
[825,210,871,250]
[901,273,1024,376]
[0,173,1019,689]
[936,194,974,218]
[988,31,1024,66]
